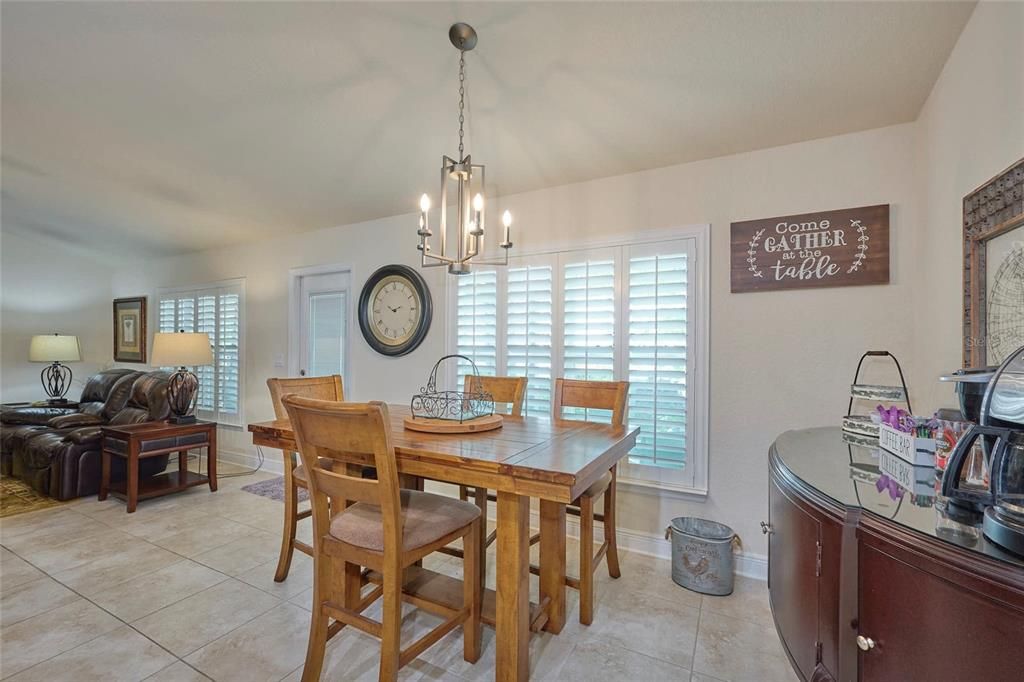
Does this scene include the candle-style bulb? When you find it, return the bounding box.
[502,210,513,228]
[419,194,431,212]
[473,193,484,212]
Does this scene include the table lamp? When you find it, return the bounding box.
[29,334,81,403]
[151,331,214,423]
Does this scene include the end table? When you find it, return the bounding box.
[100,420,217,512]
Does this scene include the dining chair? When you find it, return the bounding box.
[447,375,527,559]
[539,378,629,625]
[282,396,482,681]
[267,375,344,582]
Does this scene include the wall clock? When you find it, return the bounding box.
[358,264,432,357]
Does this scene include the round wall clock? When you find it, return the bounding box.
[358,264,432,357]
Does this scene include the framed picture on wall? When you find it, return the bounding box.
[113,297,147,362]
[963,158,1024,367]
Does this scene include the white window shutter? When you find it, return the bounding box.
[627,249,688,469]
[156,280,245,426]
[506,263,554,417]
[196,294,217,412]
[561,254,616,422]
[445,232,707,492]
[216,291,241,416]
[455,270,498,381]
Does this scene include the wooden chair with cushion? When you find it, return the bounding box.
[282,396,482,681]
[448,375,527,560]
[267,375,344,582]
[537,378,629,625]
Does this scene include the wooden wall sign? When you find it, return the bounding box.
[731,204,890,293]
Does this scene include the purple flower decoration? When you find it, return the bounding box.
[875,474,905,501]
[876,405,911,431]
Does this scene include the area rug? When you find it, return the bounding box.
[0,475,65,518]
[242,475,307,503]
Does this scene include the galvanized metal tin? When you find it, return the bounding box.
[666,517,736,596]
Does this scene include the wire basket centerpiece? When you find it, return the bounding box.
[405,355,503,434]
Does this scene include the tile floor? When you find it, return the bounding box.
[0,463,795,681]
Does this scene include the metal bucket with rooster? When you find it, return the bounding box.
[665,517,738,596]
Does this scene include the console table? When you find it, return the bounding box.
[100,420,217,512]
[768,427,1024,681]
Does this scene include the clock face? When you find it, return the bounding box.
[358,265,432,357]
[369,276,420,346]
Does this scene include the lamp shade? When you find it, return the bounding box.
[151,332,213,367]
[29,335,81,362]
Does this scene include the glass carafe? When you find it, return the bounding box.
[990,430,1024,522]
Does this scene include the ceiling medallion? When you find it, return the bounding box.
[416,23,513,276]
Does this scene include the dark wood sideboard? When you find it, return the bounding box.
[767,428,1024,682]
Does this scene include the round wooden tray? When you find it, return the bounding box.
[403,413,503,434]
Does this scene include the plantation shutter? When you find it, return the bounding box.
[506,260,554,417]
[215,290,241,417]
[455,270,498,382]
[446,233,705,490]
[626,246,688,469]
[561,251,617,422]
[195,295,217,412]
[156,280,245,425]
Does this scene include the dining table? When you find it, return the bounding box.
[248,403,638,681]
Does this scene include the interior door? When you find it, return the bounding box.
[295,270,350,381]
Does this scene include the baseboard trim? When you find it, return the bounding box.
[220,447,283,475]
[226,451,768,582]
[515,507,767,581]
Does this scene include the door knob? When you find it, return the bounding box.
[760,521,773,535]
[856,635,876,651]
[299,369,306,376]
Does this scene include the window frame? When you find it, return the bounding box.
[156,277,246,427]
[446,225,710,495]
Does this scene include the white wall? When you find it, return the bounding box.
[913,1,1024,412]
[1,230,114,402]
[113,121,921,560]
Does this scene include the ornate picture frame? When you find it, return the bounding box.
[113,296,147,363]
[963,158,1024,368]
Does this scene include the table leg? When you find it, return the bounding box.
[98,450,110,501]
[127,444,139,513]
[539,500,567,634]
[473,487,489,587]
[178,449,187,486]
[496,491,530,682]
[208,428,218,492]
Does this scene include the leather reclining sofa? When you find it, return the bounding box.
[1,369,173,500]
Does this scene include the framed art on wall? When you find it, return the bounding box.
[963,158,1024,368]
[113,296,147,362]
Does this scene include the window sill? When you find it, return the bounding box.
[617,476,708,502]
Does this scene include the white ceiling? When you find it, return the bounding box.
[1,1,975,258]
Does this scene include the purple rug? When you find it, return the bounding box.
[241,475,308,503]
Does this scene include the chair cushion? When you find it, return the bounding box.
[329,490,480,553]
[575,470,613,502]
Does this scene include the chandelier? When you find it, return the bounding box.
[417,23,513,275]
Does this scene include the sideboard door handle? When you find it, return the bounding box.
[760,521,773,535]
[856,635,876,651]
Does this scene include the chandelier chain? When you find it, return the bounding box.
[457,49,466,161]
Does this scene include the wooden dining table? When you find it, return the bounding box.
[248,403,638,681]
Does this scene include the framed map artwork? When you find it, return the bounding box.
[963,158,1024,367]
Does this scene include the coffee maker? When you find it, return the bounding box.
[941,343,1024,556]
